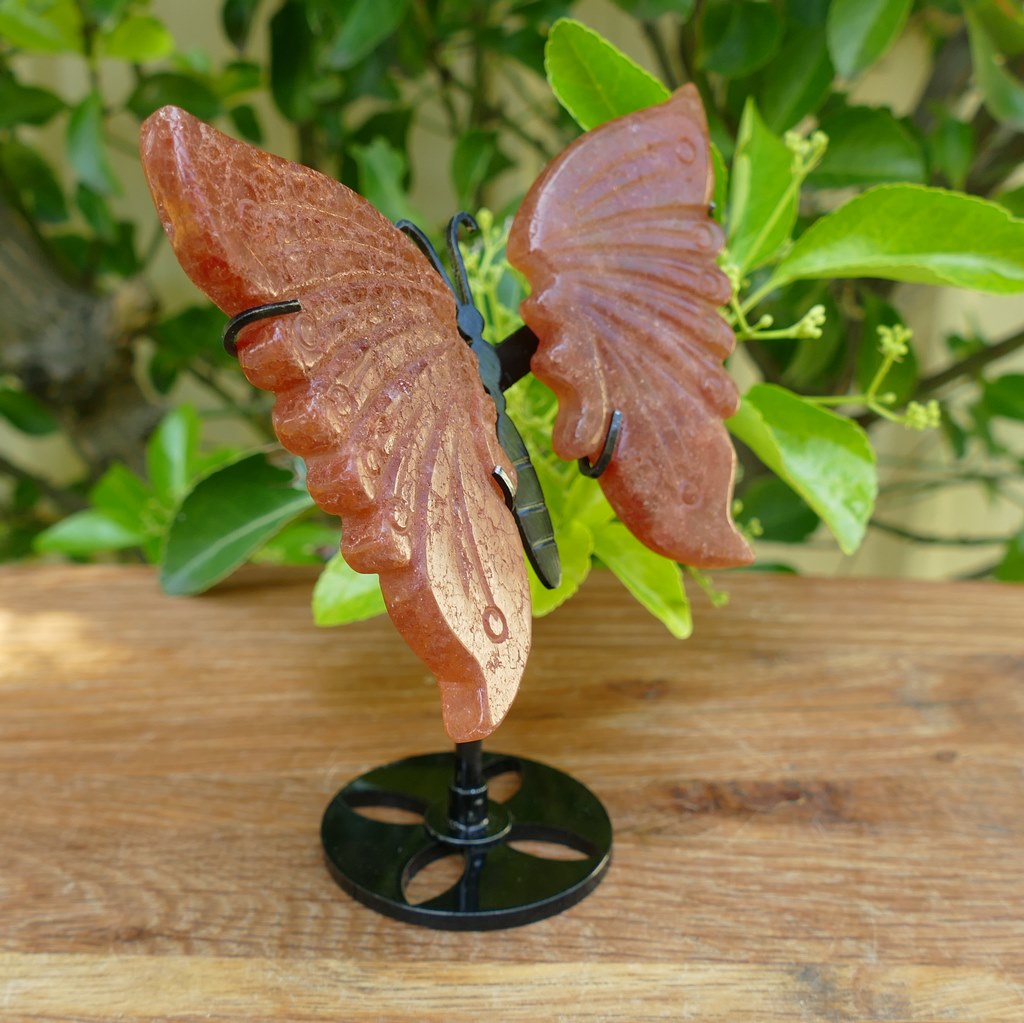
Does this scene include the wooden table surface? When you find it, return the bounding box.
[1,564,1022,1022]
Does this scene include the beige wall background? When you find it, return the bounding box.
[9,0,1024,579]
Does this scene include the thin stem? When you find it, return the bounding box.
[870,518,1009,547]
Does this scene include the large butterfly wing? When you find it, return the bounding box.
[141,106,529,742]
[507,85,752,568]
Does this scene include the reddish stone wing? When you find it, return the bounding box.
[141,106,529,742]
[507,85,752,568]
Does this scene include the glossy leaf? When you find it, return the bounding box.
[0,0,82,52]
[856,294,918,405]
[827,0,912,79]
[592,522,692,639]
[269,1,318,122]
[545,18,669,131]
[214,60,261,99]
[452,129,513,208]
[700,0,782,78]
[127,73,221,121]
[100,14,174,61]
[160,453,314,596]
[351,138,422,224]
[0,141,67,222]
[728,99,797,273]
[0,387,58,435]
[758,23,833,131]
[0,76,64,127]
[994,531,1024,582]
[90,462,154,532]
[728,384,876,555]
[770,186,1024,293]
[970,0,1024,55]
[312,552,387,625]
[737,475,820,544]
[327,0,409,70]
[612,0,694,18]
[984,374,1024,420]
[146,404,202,508]
[67,92,120,195]
[967,11,1024,131]
[222,0,261,50]
[255,520,339,565]
[928,111,973,190]
[228,103,262,143]
[996,185,1024,217]
[76,183,117,242]
[529,519,593,618]
[35,510,143,555]
[811,106,925,188]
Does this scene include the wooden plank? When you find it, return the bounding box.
[1,565,1022,1021]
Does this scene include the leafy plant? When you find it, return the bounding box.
[3,1,1024,635]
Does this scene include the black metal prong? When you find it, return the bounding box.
[578,409,623,479]
[222,299,302,357]
[446,212,478,307]
[396,220,458,296]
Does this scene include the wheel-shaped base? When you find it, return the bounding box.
[321,751,612,930]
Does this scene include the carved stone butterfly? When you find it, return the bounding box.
[140,85,752,744]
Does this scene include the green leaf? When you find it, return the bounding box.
[612,0,694,18]
[856,294,918,405]
[529,519,594,618]
[269,0,318,121]
[544,18,669,131]
[35,510,143,555]
[727,99,798,274]
[351,139,422,225]
[592,522,691,639]
[700,0,782,78]
[969,0,1024,55]
[996,184,1024,217]
[811,106,926,188]
[67,92,120,195]
[967,11,1024,131]
[228,103,262,143]
[994,531,1024,582]
[928,110,973,191]
[0,75,64,127]
[728,384,876,555]
[0,387,58,435]
[326,0,409,70]
[758,24,833,132]
[90,462,154,531]
[0,141,67,222]
[254,520,339,565]
[149,303,225,393]
[769,185,1024,294]
[312,552,387,626]
[0,0,82,53]
[984,374,1024,420]
[146,404,202,508]
[214,60,261,99]
[222,0,261,50]
[100,14,174,60]
[127,73,222,121]
[710,140,727,223]
[451,129,513,208]
[160,453,315,596]
[736,475,820,543]
[827,0,912,79]
[76,183,117,242]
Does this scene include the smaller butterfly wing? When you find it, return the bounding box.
[508,85,752,568]
[141,107,530,741]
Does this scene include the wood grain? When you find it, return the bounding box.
[1,565,1022,1022]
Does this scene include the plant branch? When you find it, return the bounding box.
[917,325,1024,397]
[870,518,1009,546]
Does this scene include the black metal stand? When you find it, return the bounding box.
[321,742,612,930]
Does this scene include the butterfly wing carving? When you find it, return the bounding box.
[141,106,529,742]
[507,85,753,568]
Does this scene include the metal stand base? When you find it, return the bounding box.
[321,743,612,930]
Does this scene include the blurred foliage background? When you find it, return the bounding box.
[1,0,1024,623]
